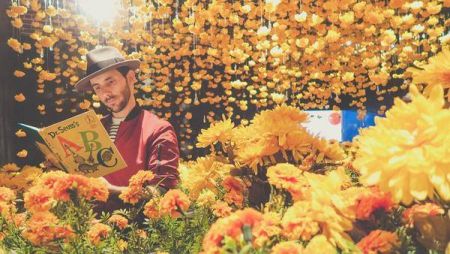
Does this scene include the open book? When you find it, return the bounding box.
[18,110,127,177]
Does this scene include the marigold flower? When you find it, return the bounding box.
[196,119,234,149]
[180,156,232,200]
[357,230,399,254]
[281,200,353,249]
[271,241,304,254]
[212,201,232,218]
[16,149,28,158]
[52,174,90,201]
[267,163,304,190]
[0,187,16,202]
[119,186,143,204]
[253,212,281,247]
[15,129,26,138]
[35,171,67,189]
[355,187,395,220]
[407,47,450,96]
[24,186,55,213]
[354,85,450,205]
[159,189,190,218]
[128,170,155,187]
[22,211,74,246]
[87,223,111,245]
[108,214,128,230]
[85,177,109,202]
[402,203,445,227]
[197,189,216,207]
[202,208,263,251]
[143,198,161,219]
[7,38,22,53]
[1,163,20,172]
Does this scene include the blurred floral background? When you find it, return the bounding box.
[0,0,449,253]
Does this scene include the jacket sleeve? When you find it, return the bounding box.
[147,122,180,190]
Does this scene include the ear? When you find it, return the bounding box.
[126,70,137,84]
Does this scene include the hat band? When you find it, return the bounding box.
[86,57,125,75]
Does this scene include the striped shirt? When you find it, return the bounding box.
[109,117,125,141]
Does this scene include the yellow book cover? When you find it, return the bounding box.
[19,110,127,177]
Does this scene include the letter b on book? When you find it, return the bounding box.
[79,131,102,151]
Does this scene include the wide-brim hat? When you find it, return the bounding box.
[75,46,140,92]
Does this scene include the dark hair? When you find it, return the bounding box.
[117,66,132,77]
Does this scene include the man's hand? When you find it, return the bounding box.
[42,153,60,168]
[98,177,126,194]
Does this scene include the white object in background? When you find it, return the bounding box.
[301,110,342,141]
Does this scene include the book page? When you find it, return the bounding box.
[39,110,127,177]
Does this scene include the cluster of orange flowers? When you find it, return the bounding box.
[195,105,345,172]
[143,189,191,219]
[26,171,109,206]
[119,170,155,204]
[87,222,111,245]
[8,171,109,246]
[6,0,450,157]
[202,208,274,253]
[22,211,75,246]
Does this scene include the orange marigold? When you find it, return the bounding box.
[24,186,55,213]
[357,230,399,254]
[119,186,143,204]
[355,187,395,220]
[22,211,74,246]
[402,203,445,227]
[212,201,232,218]
[143,198,161,219]
[0,186,16,202]
[84,178,109,202]
[87,223,111,245]
[128,170,155,187]
[224,190,245,208]
[52,174,90,201]
[160,189,190,218]
[108,214,128,230]
[202,208,263,251]
[271,241,304,254]
[36,171,67,189]
[222,176,246,207]
[253,212,281,247]
[222,176,246,193]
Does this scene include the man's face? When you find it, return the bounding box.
[90,69,133,113]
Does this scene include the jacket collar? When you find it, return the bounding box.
[124,104,142,121]
[104,104,142,124]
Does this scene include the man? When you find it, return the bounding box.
[74,46,180,201]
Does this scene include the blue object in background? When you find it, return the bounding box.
[341,110,381,141]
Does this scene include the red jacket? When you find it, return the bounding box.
[101,106,179,189]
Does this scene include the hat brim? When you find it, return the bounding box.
[75,59,141,92]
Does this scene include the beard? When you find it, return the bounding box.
[107,80,132,113]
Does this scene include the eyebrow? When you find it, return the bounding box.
[91,76,114,87]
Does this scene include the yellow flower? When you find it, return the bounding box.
[271,241,304,254]
[117,239,128,251]
[354,85,450,205]
[196,118,234,148]
[13,70,25,77]
[197,189,216,207]
[304,235,338,254]
[7,38,22,53]
[2,163,20,172]
[16,149,28,158]
[281,200,353,250]
[407,47,450,97]
[14,93,26,102]
[180,156,232,199]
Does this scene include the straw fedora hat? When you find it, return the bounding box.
[75,46,140,92]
